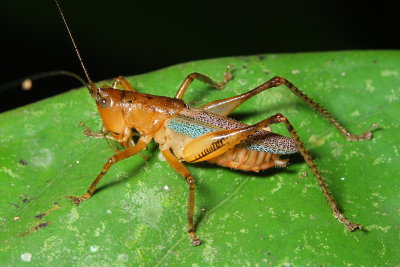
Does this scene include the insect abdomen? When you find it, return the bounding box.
[207,147,288,172]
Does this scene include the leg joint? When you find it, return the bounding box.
[270,76,285,87]
[108,156,117,164]
[273,113,287,123]
[185,175,195,185]
[188,73,199,79]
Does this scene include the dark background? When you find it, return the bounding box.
[0,0,397,112]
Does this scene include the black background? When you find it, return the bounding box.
[0,0,398,112]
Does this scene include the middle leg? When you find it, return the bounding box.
[160,148,201,246]
[67,136,151,205]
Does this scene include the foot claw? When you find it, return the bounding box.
[362,131,372,140]
[216,64,234,89]
[348,123,380,141]
[224,64,234,82]
[363,123,380,140]
[346,222,362,231]
[66,194,90,205]
[66,196,82,205]
[191,237,202,247]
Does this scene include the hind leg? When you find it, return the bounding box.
[201,76,376,141]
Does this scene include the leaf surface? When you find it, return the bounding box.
[0,51,399,266]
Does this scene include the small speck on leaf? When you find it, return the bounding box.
[90,245,99,252]
[19,159,28,166]
[21,252,32,262]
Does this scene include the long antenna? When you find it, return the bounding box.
[54,0,98,97]
[0,70,86,93]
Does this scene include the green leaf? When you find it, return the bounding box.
[1,51,399,266]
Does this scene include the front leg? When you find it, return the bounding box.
[79,122,116,140]
[80,122,148,158]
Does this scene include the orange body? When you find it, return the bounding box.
[96,87,295,172]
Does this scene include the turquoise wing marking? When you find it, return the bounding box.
[167,117,221,138]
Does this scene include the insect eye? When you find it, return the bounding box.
[99,97,111,108]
